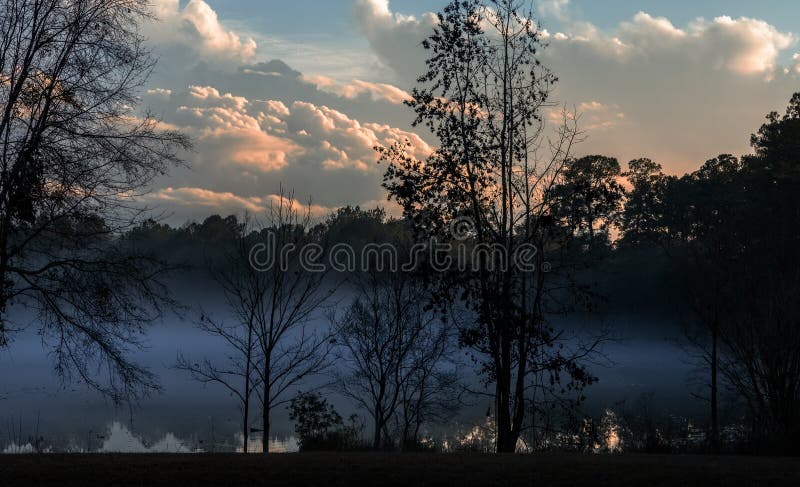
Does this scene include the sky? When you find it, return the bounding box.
[139,0,800,224]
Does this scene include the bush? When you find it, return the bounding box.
[288,392,363,451]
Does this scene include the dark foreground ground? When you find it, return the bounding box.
[1,452,799,487]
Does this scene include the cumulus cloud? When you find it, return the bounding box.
[146,88,172,98]
[148,187,267,213]
[171,85,300,172]
[592,13,795,76]
[565,101,627,131]
[144,187,336,217]
[148,0,257,63]
[286,100,431,171]
[143,79,432,222]
[353,0,437,82]
[160,83,431,174]
[143,187,351,224]
[175,85,430,172]
[302,75,411,104]
[541,13,799,170]
[539,0,571,23]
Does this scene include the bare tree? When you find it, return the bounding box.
[249,193,335,454]
[334,268,456,450]
[396,357,461,449]
[180,198,335,454]
[720,252,800,452]
[0,0,190,401]
[176,218,262,453]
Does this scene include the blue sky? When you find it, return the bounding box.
[207,0,798,31]
[206,0,798,57]
[191,0,800,78]
[140,1,800,223]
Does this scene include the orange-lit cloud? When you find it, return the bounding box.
[144,187,369,220]
[302,75,411,105]
[146,187,268,213]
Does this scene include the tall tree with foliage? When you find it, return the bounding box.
[630,94,800,453]
[378,0,603,452]
[722,93,800,451]
[549,155,625,251]
[666,155,742,453]
[619,158,673,246]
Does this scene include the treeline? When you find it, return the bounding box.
[616,94,800,454]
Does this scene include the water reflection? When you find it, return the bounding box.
[1,421,299,454]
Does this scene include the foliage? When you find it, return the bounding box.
[619,93,800,454]
[549,155,626,251]
[288,392,362,451]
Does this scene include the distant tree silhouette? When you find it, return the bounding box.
[624,93,800,453]
[319,206,391,252]
[0,0,189,402]
[549,155,626,252]
[619,158,672,247]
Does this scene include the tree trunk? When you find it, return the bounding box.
[495,324,521,453]
[262,378,271,454]
[710,317,720,454]
[373,407,382,450]
[495,362,518,452]
[242,344,252,453]
[242,398,249,453]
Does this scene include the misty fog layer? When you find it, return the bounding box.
[0,304,699,449]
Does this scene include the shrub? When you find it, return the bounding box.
[288,392,363,451]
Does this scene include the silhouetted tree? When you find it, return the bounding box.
[176,216,261,453]
[0,0,189,402]
[319,206,391,252]
[629,93,800,453]
[333,267,454,450]
[619,158,672,247]
[249,193,336,454]
[666,155,742,453]
[720,93,800,452]
[180,195,336,454]
[396,342,461,450]
[549,155,625,252]
[378,0,602,452]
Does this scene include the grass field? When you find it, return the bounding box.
[1,452,799,486]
